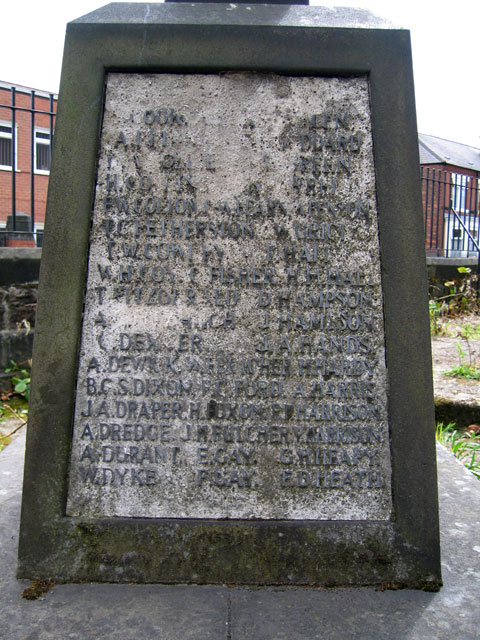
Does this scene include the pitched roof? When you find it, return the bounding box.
[419,133,480,171]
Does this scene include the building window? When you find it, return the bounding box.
[34,223,44,247]
[444,212,479,257]
[34,128,51,174]
[451,173,469,213]
[0,122,17,170]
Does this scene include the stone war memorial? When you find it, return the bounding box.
[18,1,442,588]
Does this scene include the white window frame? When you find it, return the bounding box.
[34,127,51,175]
[451,173,469,213]
[0,121,18,171]
[34,222,44,247]
[444,212,479,257]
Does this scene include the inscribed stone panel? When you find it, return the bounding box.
[66,73,392,520]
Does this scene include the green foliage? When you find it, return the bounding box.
[444,364,480,380]
[436,422,480,480]
[442,322,480,379]
[0,361,30,451]
[0,400,28,451]
[460,323,480,340]
[4,359,30,400]
[438,267,479,317]
[429,299,448,335]
[11,375,30,399]
[429,268,480,337]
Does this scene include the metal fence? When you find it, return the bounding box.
[0,85,56,247]
[422,166,480,260]
[2,102,479,262]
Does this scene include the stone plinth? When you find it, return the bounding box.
[18,3,441,588]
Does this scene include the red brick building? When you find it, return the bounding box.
[1,83,478,258]
[420,134,480,258]
[0,81,57,247]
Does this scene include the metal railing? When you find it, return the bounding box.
[0,85,56,247]
[1,108,478,260]
[422,166,480,260]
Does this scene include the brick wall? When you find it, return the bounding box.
[422,164,480,257]
[0,84,57,247]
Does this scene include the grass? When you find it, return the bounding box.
[443,364,480,380]
[463,325,480,340]
[442,330,480,379]
[436,422,480,480]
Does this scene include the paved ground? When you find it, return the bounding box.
[431,333,480,410]
[1,431,480,639]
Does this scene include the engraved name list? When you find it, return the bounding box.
[66,73,392,520]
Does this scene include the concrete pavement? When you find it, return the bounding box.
[1,431,480,639]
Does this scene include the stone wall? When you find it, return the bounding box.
[0,248,40,369]
[1,249,478,369]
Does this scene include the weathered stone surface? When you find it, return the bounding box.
[0,331,34,370]
[67,73,391,521]
[18,3,440,587]
[0,284,36,368]
[0,285,37,330]
[0,247,41,286]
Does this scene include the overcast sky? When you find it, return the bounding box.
[2,0,479,148]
